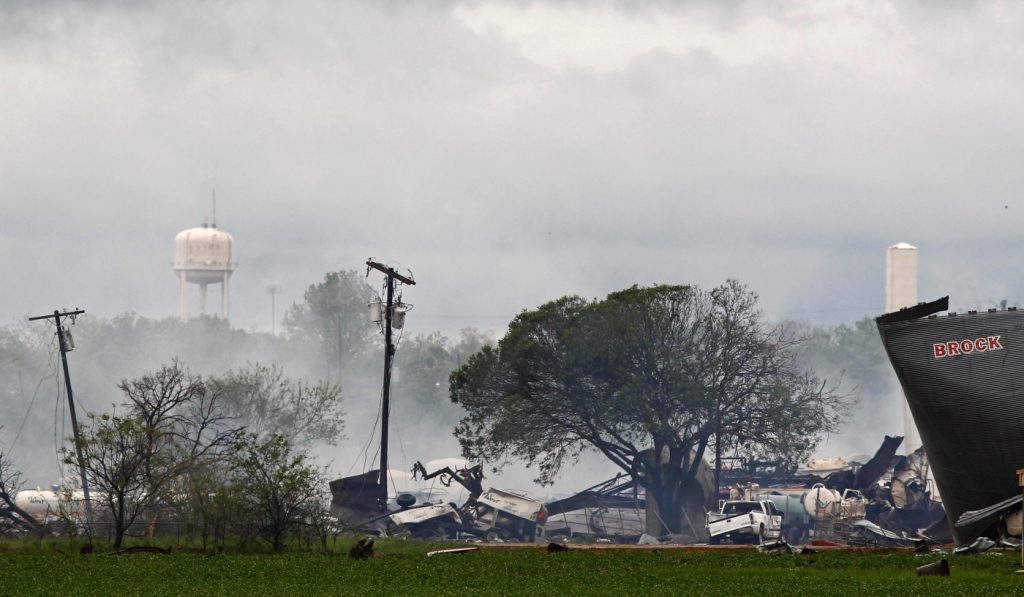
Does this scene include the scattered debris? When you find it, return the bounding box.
[329,436,951,548]
[952,536,996,555]
[725,436,947,547]
[916,558,950,577]
[849,520,918,547]
[108,546,172,556]
[426,547,479,557]
[546,542,569,552]
[331,462,547,542]
[914,539,929,555]
[799,546,817,555]
[348,538,377,560]
[757,539,793,555]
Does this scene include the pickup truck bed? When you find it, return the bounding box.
[706,500,782,544]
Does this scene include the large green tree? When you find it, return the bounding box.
[281,270,378,382]
[227,433,325,552]
[211,363,344,446]
[451,281,848,533]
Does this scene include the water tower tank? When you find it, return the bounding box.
[173,220,235,318]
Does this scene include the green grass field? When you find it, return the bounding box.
[0,540,1021,596]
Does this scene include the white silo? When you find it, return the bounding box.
[886,242,918,313]
[885,242,920,453]
[173,219,235,319]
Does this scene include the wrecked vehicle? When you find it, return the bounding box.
[467,488,547,542]
[330,461,546,542]
[706,500,782,544]
[757,493,812,545]
[410,461,548,541]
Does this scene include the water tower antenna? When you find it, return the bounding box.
[212,189,217,228]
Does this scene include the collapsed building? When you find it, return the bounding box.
[328,435,952,547]
[720,436,948,546]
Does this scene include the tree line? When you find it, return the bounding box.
[1,272,896,548]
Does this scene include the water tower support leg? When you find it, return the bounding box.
[199,283,208,315]
[178,272,187,319]
[222,273,230,319]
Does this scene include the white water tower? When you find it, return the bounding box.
[173,219,235,319]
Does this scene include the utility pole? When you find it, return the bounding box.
[266,285,280,336]
[365,260,415,498]
[28,309,93,523]
[714,399,722,501]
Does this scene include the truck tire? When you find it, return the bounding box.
[709,535,721,545]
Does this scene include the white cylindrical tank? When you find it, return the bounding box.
[802,484,840,520]
[759,493,811,525]
[14,489,88,522]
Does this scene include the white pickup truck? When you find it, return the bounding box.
[706,500,783,544]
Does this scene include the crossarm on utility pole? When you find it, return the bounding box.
[366,260,416,286]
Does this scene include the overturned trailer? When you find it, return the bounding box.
[544,454,717,544]
[544,475,647,540]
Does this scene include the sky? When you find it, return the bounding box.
[3,0,1024,336]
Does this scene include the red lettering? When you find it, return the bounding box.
[935,336,1003,359]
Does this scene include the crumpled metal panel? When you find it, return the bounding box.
[956,494,1023,530]
[389,503,460,525]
